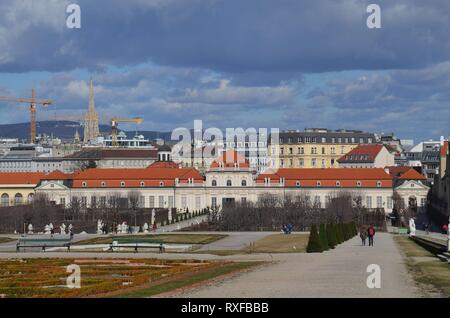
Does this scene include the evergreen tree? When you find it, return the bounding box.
[306,224,323,253]
[327,223,336,249]
[336,223,343,244]
[319,224,329,250]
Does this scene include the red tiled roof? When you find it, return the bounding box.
[337,145,384,163]
[210,149,249,168]
[441,141,448,157]
[148,161,181,169]
[256,168,392,188]
[0,172,46,185]
[71,166,204,188]
[387,166,411,178]
[42,170,72,180]
[398,168,427,181]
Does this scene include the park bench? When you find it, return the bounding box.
[16,237,71,252]
[109,238,165,253]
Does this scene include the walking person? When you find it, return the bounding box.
[367,225,375,246]
[360,227,367,246]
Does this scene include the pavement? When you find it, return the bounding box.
[169,233,424,298]
[0,231,428,298]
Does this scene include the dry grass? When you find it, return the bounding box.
[75,234,227,245]
[250,233,309,253]
[0,237,15,244]
[0,258,235,298]
[394,235,450,297]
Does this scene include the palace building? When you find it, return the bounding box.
[31,150,428,215]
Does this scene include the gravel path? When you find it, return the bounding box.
[173,233,423,298]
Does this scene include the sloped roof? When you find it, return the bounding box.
[0,172,46,185]
[441,141,448,157]
[42,170,72,180]
[210,149,249,168]
[256,168,392,188]
[338,145,384,163]
[398,168,427,181]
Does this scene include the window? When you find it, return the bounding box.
[195,196,201,209]
[101,181,106,187]
[120,181,125,187]
[316,181,321,187]
[149,196,155,208]
[387,196,393,209]
[356,181,362,187]
[311,158,317,167]
[366,196,372,208]
[377,196,382,208]
[91,196,97,207]
[168,196,174,208]
[212,180,217,187]
[241,197,247,204]
[159,181,164,187]
[60,197,66,206]
[82,182,87,188]
[181,196,187,208]
[211,197,217,208]
[27,193,34,204]
[299,158,304,167]
[81,196,87,208]
[158,196,164,208]
[322,147,325,154]
[376,181,382,187]
[336,181,341,187]
[140,181,145,187]
[1,193,9,207]
[139,196,145,208]
[100,196,106,207]
[14,193,23,205]
[241,179,247,186]
[314,196,321,208]
[226,180,232,187]
[296,181,301,187]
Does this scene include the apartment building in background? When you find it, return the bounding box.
[268,128,376,169]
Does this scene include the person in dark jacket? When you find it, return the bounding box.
[360,227,368,246]
[367,226,375,246]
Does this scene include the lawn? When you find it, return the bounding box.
[0,258,258,298]
[394,235,450,297]
[0,237,15,244]
[75,233,227,245]
[196,233,310,255]
[250,234,309,253]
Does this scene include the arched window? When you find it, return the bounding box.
[82,181,87,188]
[140,181,145,187]
[356,181,362,187]
[101,181,106,187]
[1,194,9,207]
[296,181,301,187]
[27,193,34,204]
[212,180,217,187]
[336,181,341,187]
[226,180,232,187]
[14,193,23,205]
[241,179,247,187]
[120,181,126,187]
[376,181,382,187]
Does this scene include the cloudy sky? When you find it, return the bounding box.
[0,0,449,142]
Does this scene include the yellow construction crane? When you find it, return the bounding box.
[0,89,52,143]
[111,117,144,147]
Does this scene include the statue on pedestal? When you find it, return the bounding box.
[409,218,416,237]
[97,219,104,234]
[27,224,33,234]
[143,223,149,233]
[60,223,66,235]
[44,224,51,235]
[151,209,156,227]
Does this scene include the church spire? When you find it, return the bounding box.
[84,77,100,144]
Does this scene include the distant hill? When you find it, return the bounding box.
[0,121,172,142]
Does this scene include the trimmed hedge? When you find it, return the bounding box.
[306,224,323,253]
[319,224,329,251]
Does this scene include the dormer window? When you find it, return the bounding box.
[336,181,341,187]
[316,181,321,187]
[82,182,87,188]
[296,181,301,187]
[159,181,164,187]
[101,181,106,188]
[356,181,362,187]
[120,181,125,187]
[140,181,145,187]
[376,181,382,187]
